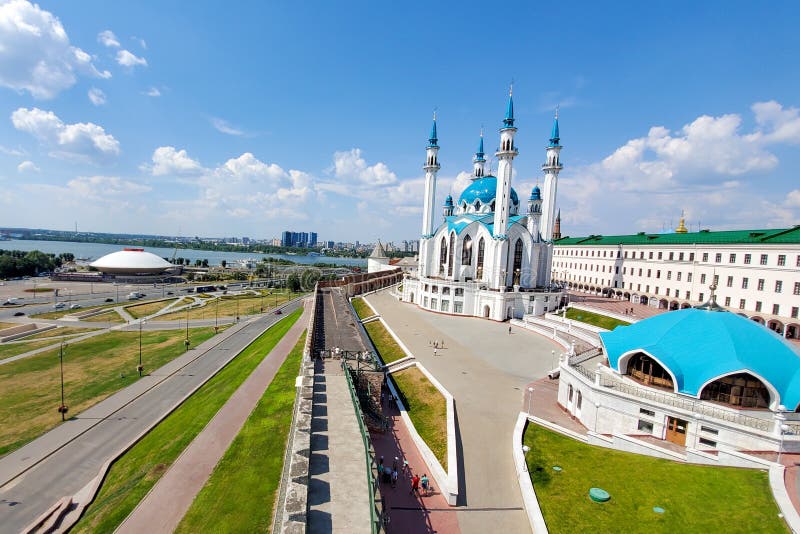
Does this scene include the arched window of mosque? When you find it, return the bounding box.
[439,236,447,275]
[462,235,473,265]
[513,239,523,284]
[447,232,456,276]
[477,237,485,279]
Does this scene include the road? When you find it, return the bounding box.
[0,298,302,533]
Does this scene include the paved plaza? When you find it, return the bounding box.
[365,290,563,534]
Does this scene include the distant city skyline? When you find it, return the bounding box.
[1,1,799,241]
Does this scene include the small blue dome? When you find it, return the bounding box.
[529,185,541,201]
[458,176,518,209]
[444,195,454,206]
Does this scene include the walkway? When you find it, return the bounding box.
[116,302,310,533]
[365,290,562,534]
[0,300,303,533]
[568,291,663,320]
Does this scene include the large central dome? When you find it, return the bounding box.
[90,248,173,275]
[457,176,519,213]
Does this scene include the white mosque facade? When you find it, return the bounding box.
[401,92,564,321]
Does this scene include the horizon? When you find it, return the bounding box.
[1,1,799,242]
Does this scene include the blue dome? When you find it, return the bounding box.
[458,176,518,209]
[601,308,800,409]
[529,185,541,201]
[444,195,454,206]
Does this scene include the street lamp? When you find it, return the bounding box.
[57,341,68,421]
[215,295,219,333]
[551,350,556,370]
[185,304,190,351]
[527,386,534,416]
[138,319,145,376]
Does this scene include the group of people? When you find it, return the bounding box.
[377,455,432,497]
[622,307,635,315]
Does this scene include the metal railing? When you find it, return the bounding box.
[341,359,386,532]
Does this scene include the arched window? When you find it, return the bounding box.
[490,201,495,212]
[439,236,447,275]
[475,200,481,211]
[626,353,673,390]
[700,373,771,409]
[447,232,455,276]
[476,237,485,279]
[462,235,473,266]
[512,239,523,284]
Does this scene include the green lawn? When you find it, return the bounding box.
[524,423,787,533]
[0,338,61,362]
[392,367,448,471]
[176,332,306,533]
[565,307,631,330]
[351,297,373,319]
[364,321,406,364]
[0,327,219,457]
[72,307,303,534]
[124,298,178,319]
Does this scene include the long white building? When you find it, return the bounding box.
[552,224,800,339]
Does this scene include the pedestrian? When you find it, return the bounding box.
[392,468,398,488]
[441,340,445,348]
[508,326,512,334]
[393,457,399,472]
[421,473,429,496]
[410,473,420,495]
[403,459,410,475]
[433,348,438,357]
[434,341,438,349]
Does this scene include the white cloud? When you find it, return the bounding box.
[11,107,120,163]
[17,160,39,173]
[786,190,800,209]
[66,175,150,199]
[331,148,397,186]
[116,49,147,68]
[97,30,120,48]
[211,117,243,136]
[0,0,111,99]
[752,101,800,145]
[0,145,27,157]
[88,87,106,106]
[144,86,161,97]
[147,146,204,176]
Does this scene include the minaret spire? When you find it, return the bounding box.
[472,128,486,180]
[541,108,563,241]
[491,88,519,289]
[419,111,442,277]
[503,84,515,128]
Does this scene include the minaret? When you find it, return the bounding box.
[421,113,440,238]
[552,209,562,240]
[527,185,543,240]
[493,87,518,240]
[472,129,486,180]
[443,195,454,217]
[540,108,563,241]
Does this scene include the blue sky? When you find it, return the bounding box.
[1,0,799,243]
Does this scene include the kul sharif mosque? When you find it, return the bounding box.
[401,89,565,321]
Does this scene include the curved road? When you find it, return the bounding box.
[0,298,302,533]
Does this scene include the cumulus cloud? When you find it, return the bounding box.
[116,49,147,68]
[97,30,120,48]
[786,190,800,208]
[88,87,106,106]
[331,148,397,186]
[66,175,150,199]
[144,86,161,97]
[0,0,111,99]
[147,146,204,176]
[11,107,120,163]
[211,117,243,136]
[0,145,27,157]
[17,160,39,173]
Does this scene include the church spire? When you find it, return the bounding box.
[503,85,515,128]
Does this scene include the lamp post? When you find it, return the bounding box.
[527,386,534,416]
[58,341,68,421]
[594,402,601,433]
[236,290,240,323]
[185,304,190,351]
[138,318,145,376]
[551,350,556,370]
[215,295,219,333]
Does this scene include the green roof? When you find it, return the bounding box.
[555,226,800,246]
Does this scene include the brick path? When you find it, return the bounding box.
[116,302,310,534]
[568,291,663,320]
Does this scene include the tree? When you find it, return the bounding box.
[287,273,301,292]
[201,259,209,268]
[221,260,227,269]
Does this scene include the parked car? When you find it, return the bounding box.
[13,311,24,316]
[167,291,173,295]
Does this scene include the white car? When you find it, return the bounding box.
[69,304,81,310]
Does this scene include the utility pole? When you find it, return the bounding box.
[58,342,68,421]
[138,319,145,376]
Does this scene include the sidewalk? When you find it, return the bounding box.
[370,399,460,534]
[117,302,309,533]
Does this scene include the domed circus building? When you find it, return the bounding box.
[402,91,564,320]
[90,248,179,280]
[558,294,800,459]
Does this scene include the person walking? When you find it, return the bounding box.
[421,474,429,496]
[391,468,398,488]
[508,326,512,334]
[410,474,420,495]
[433,348,438,357]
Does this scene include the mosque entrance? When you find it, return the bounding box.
[665,416,688,446]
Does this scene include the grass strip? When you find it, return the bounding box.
[17,327,96,340]
[524,423,786,533]
[351,296,373,319]
[153,292,302,322]
[176,331,306,533]
[83,310,124,323]
[72,307,303,533]
[391,367,447,471]
[0,338,61,362]
[125,299,178,319]
[565,307,631,330]
[364,321,406,364]
[0,328,219,457]
[31,301,121,320]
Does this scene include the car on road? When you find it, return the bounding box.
[274,309,282,315]
[105,298,114,302]
[53,302,66,309]
[13,311,24,316]
[167,291,173,295]
[69,304,81,310]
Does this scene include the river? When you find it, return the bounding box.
[0,239,367,267]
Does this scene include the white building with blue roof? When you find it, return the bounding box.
[558,290,800,458]
[402,90,564,321]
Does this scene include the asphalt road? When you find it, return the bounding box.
[0,298,302,533]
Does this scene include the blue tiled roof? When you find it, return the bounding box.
[601,308,800,409]
[458,176,519,208]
